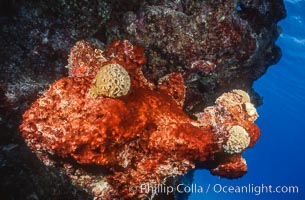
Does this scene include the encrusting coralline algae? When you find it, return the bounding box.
[20,40,260,199]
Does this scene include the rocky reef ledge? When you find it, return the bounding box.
[20,40,260,199]
[0,0,285,199]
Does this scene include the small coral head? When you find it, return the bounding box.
[216,89,251,106]
[88,63,131,98]
[223,125,250,154]
[244,102,259,121]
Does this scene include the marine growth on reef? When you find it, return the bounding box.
[88,63,131,98]
[20,40,260,199]
[0,0,286,199]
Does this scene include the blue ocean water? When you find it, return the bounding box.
[189,0,305,199]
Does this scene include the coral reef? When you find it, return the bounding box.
[20,40,260,199]
[0,0,285,199]
[106,0,286,114]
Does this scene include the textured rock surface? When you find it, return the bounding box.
[0,0,285,199]
[106,0,286,114]
[20,40,260,199]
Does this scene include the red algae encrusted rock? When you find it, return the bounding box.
[67,40,107,77]
[195,89,260,178]
[20,40,260,199]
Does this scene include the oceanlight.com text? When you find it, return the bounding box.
[213,183,299,195]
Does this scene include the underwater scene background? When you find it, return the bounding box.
[190,0,305,199]
[0,0,304,199]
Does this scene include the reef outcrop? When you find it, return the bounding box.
[20,40,260,199]
[0,0,285,199]
[106,0,286,114]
